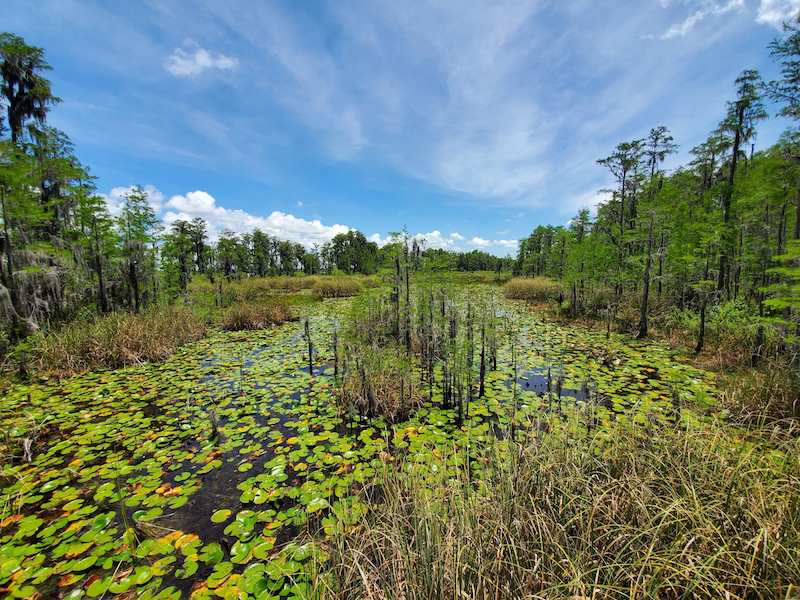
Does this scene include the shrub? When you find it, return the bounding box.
[31,305,207,373]
[311,277,364,298]
[585,286,616,317]
[503,277,560,301]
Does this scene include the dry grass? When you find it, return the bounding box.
[31,305,207,373]
[221,299,295,331]
[324,421,800,600]
[718,358,800,421]
[503,277,561,302]
[311,277,364,298]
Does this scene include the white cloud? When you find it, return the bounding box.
[100,185,349,246]
[496,228,510,235]
[297,201,303,207]
[367,230,465,250]
[756,0,800,29]
[98,184,164,217]
[661,0,745,39]
[494,239,519,250]
[467,237,491,249]
[165,39,238,77]
[162,190,349,245]
[466,236,518,251]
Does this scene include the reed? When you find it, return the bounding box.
[311,277,364,298]
[220,299,294,331]
[30,305,207,373]
[324,420,800,600]
[503,276,561,302]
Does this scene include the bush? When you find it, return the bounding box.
[503,277,560,301]
[585,286,616,317]
[31,305,207,373]
[221,299,294,331]
[311,277,364,298]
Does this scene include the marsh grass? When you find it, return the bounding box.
[311,277,365,298]
[503,276,561,302]
[29,305,207,373]
[221,298,295,331]
[336,344,423,423]
[719,359,800,421]
[325,421,800,600]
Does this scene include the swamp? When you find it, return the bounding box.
[2,279,797,599]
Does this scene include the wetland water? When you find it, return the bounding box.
[0,298,717,599]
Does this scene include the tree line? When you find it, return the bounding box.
[0,32,513,349]
[515,15,800,350]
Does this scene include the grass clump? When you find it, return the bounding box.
[30,305,207,373]
[221,299,295,331]
[336,344,423,423]
[311,277,364,298]
[326,422,800,600]
[503,276,560,302]
[719,359,800,421]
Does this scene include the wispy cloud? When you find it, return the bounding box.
[165,39,238,77]
[661,0,745,39]
[756,0,800,29]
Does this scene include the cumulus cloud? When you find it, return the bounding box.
[165,39,238,77]
[101,185,349,246]
[661,0,744,39]
[98,184,164,217]
[465,236,518,251]
[162,190,349,244]
[467,237,491,249]
[367,230,464,250]
[756,0,800,29]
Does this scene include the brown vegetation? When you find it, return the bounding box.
[29,305,207,373]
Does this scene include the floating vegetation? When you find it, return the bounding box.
[0,287,726,598]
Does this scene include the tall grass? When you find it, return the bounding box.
[325,421,800,599]
[221,298,295,331]
[720,359,800,421]
[31,305,207,373]
[311,277,364,299]
[503,276,561,302]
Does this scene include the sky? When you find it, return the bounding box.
[4,0,800,255]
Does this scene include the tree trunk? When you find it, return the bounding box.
[718,107,743,292]
[637,218,654,338]
[93,217,109,313]
[695,293,708,354]
[0,188,20,312]
[794,187,800,241]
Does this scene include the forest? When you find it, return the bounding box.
[0,16,799,600]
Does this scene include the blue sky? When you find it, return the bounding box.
[4,0,800,255]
